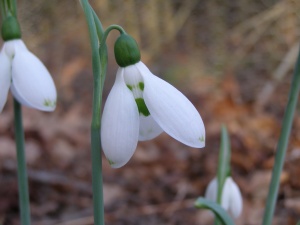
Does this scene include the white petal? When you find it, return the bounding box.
[204,177,218,202]
[136,62,205,148]
[122,64,163,141]
[221,178,231,211]
[0,47,11,112]
[10,43,56,111]
[101,68,139,168]
[221,177,243,218]
[138,115,163,141]
[4,39,27,57]
[226,177,243,218]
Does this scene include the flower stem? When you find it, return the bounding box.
[215,125,231,225]
[14,99,31,225]
[262,45,300,225]
[80,1,105,224]
[0,0,5,19]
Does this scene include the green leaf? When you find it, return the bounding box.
[217,125,231,204]
[195,197,235,225]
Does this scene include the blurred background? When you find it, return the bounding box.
[0,0,300,224]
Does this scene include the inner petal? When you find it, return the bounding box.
[124,65,151,117]
[124,64,144,99]
[139,115,163,141]
[124,64,163,140]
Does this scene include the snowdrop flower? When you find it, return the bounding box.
[205,177,243,218]
[0,16,56,112]
[101,33,205,168]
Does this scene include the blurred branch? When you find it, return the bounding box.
[256,42,300,107]
[228,1,288,69]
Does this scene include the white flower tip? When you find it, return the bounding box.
[204,178,217,201]
[195,135,206,148]
[222,177,243,218]
[42,99,57,111]
[205,177,243,218]
[8,42,57,112]
[107,158,129,169]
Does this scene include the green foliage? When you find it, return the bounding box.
[217,125,231,204]
[195,197,235,225]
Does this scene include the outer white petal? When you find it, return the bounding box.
[224,177,243,218]
[204,177,217,202]
[10,42,56,111]
[0,46,11,112]
[138,115,163,141]
[228,178,243,218]
[136,62,205,148]
[101,68,139,168]
[220,178,231,211]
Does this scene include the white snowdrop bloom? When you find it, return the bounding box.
[0,39,57,112]
[205,177,243,218]
[101,33,205,168]
[101,63,205,168]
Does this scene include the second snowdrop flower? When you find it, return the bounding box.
[0,16,57,112]
[101,33,205,168]
[205,176,243,218]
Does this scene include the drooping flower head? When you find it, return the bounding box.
[101,32,205,168]
[205,176,243,218]
[0,14,57,112]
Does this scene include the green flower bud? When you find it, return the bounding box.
[1,16,21,41]
[114,33,140,67]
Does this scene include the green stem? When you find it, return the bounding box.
[14,99,31,225]
[80,1,104,225]
[89,5,108,90]
[9,0,17,17]
[262,45,300,225]
[100,24,126,45]
[0,0,6,20]
[215,125,231,225]
[0,0,8,19]
[6,0,16,17]
[90,7,104,40]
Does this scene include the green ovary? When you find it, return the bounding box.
[135,98,150,116]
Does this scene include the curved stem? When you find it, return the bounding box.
[14,99,31,225]
[81,1,104,225]
[262,45,300,225]
[100,24,126,46]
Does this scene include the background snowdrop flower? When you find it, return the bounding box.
[101,33,205,168]
[205,177,243,218]
[0,16,57,112]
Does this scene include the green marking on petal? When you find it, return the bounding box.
[43,99,56,107]
[108,159,115,165]
[138,82,144,91]
[126,84,133,91]
[199,136,205,142]
[135,98,150,116]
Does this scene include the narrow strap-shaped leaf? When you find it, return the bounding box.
[217,125,231,203]
[262,43,300,225]
[195,197,235,225]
